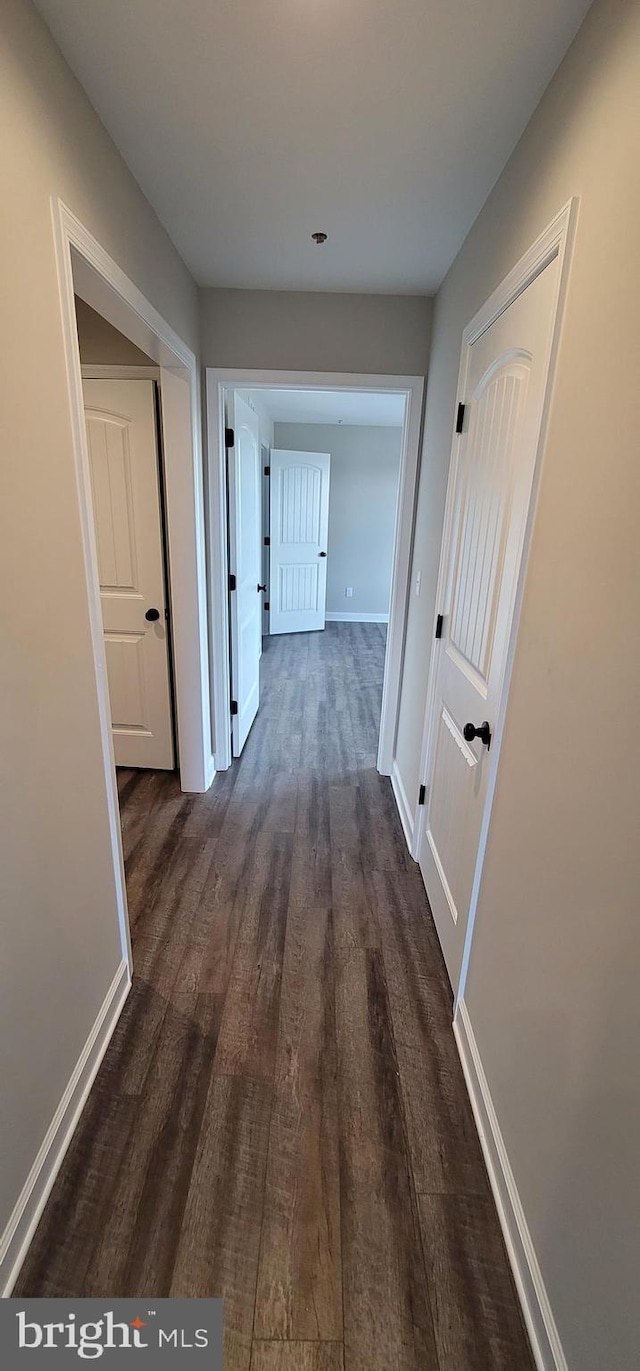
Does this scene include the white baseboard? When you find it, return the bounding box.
[391,759,415,851]
[454,1000,567,1371]
[325,611,389,623]
[0,958,131,1296]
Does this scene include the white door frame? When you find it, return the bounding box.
[206,368,424,774]
[412,199,578,1011]
[52,200,214,970]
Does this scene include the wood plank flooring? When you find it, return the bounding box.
[16,623,534,1371]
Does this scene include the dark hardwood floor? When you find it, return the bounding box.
[16,623,534,1371]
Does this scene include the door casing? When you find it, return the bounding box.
[207,368,424,776]
[52,200,214,979]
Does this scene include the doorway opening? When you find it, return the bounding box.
[52,201,213,980]
[207,370,424,781]
[77,302,177,772]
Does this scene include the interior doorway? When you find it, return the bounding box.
[208,370,424,775]
[50,200,213,985]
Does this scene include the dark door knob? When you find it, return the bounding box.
[319,551,327,557]
[257,583,267,593]
[463,720,491,747]
[145,607,160,622]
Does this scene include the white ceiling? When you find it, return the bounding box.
[242,389,406,427]
[35,0,591,294]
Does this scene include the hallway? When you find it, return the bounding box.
[16,624,533,1370]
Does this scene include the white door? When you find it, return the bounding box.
[269,449,331,635]
[83,378,174,769]
[418,254,561,984]
[227,393,262,756]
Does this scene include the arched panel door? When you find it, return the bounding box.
[83,378,174,770]
[269,449,331,635]
[418,255,560,985]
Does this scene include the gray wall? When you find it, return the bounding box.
[0,0,198,1259]
[75,296,156,365]
[201,288,432,376]
[274,423,402,617]
[394,0,640,1365]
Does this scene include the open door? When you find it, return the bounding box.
[227,392,262,756]
[83,377,174,769]
[269,448,331,635]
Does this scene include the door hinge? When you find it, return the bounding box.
[455,402,465,434]
[229,573,237,592]
[264,535,270,546]
[230,700,238,716]
[418,783,426,806]
[264,601,270,612]
[264,464,271,476]
[225,426,235,448]
[435,613,444,639]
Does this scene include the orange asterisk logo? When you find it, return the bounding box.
[130,1317,147,1329]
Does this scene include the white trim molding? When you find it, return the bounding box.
[1,961,131,1296]
[390,759,415,849]
[454,1001,568,1371]
[325,611,389,623]
[206,368,424,776]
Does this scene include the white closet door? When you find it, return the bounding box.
[84,378,174,769]
[418,254,560,981]
[269,449,330,635]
